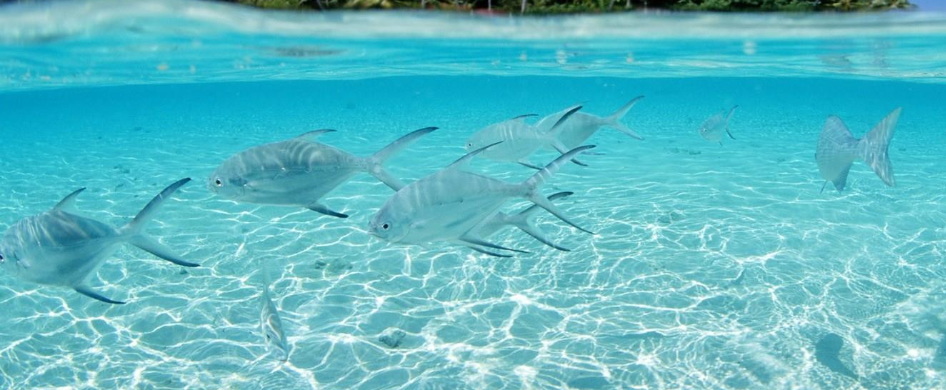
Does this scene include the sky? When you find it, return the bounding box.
[912,0,946,11]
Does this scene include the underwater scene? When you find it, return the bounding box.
[2,1,946,389]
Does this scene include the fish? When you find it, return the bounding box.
[535,96,645,150]
[0,178,197,304]
[210,126,437,218]
[464,106,584,169]
[369,144,595,257]
[815,107,900,192]
[474,191,574,251]
[260,260,289,362]
[699,105,738,145]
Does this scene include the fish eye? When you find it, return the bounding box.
[214,178,223,187]
[382,223,390,230]
[0,253,4,262]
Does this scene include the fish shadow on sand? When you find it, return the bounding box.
[666,147,702,155]
[815,333,858,380]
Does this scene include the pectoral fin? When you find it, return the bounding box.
[75,286,126,305]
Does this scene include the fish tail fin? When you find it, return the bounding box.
[260,257,274,296]
[725,105,738,140]
[604,95,645,140]
[128,235,199,267]
[124,178,190,234]
[123,178,199,268]
[509,218,572,251]
[858,107,900,187]
[507,191,574,251]
[513,191,573,220]
[523,145,593,191]
[367,126,438,191]
[522,147,594,234]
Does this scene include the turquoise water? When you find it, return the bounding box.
[3,1,946,389]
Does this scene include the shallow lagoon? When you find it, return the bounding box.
[1,1,946,389]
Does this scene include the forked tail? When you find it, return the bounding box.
[123,178,199,268]
[857,107,900,187]
[604,96,645,140]
[724,105,738,140]
[506,191,574,251]
[522,145,595,234]
[367,126,438,191]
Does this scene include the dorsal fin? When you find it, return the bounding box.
[447,141,502,171]
[511,114,538,121]
[546,105,582,137]
[53,188,86,211]
[293,129,336,142]
[725,105,739,124]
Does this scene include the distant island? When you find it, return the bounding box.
[226,0,912,13]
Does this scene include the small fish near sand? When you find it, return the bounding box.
[535,96,646,150]
[699,105,738,145]
[210,126,437,218]
[259,260,289,362]
[465,106,585,169]
[369,144,595,257]
[0,179,198,304]
[815,107,900,193]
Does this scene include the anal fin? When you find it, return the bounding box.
[833,165,852,192]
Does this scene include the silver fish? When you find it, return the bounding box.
[210,127,436,218]
[816,108,900,193]
[699,105,738,145]
[474,191,574,252]
[0,179,197,304]
[369,144,594,257]
[464,106,584,169]
[535,96,645,150]
[260,261,289,362]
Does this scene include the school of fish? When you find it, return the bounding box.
[0,99,902,362]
